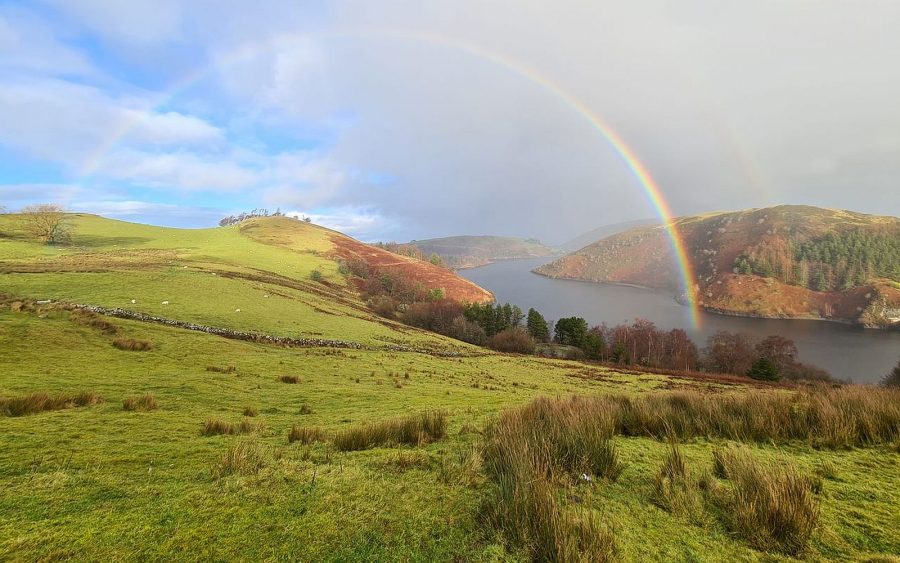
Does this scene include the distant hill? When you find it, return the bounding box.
[536,205,900,327]
[407,235,557,269]
[560,218,658,252]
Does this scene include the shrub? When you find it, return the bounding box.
[369,295,397,318]
[279,375,300,384]
[487,328,536,354]
[112,338,153,351]
[212,439,268,478]
[714,449,819,556]
[0,391,101,417]
[333,410,448,452]
[309,270,324,282]
[122,393,158,411]
[881,357,900,388]
[288,425,327,445]
[747,356,780,381]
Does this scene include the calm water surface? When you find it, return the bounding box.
[461,258,900,384]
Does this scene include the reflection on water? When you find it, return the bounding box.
[461,258,900,383]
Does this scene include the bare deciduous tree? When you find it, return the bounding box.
[20,204,73,244]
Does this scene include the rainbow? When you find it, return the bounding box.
[78,28,702,327]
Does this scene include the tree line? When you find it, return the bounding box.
[734,228,900,291]
[218,209,313,226]
[357,263,834,382]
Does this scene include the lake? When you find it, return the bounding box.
[460,258,900,384]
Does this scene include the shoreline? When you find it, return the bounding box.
[531,269,898,331]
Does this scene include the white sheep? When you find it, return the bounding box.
[161,301,170,305]
[131,299,136,304]
[234,308,241,313]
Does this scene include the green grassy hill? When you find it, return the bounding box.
[1,214,898,561]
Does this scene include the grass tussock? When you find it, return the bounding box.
[206,365,236,374]
[122,393,158,412]
[650,441,710,521]
[332,410,448,452]
[288,425,327,445]
[482,399,621,562]
[279,375,300,384]
[521,386,900,449]
[0,391,102,417]
[112,338,153,351]
[70,310,119,335]
[212,439,269,478]
[202,418,265,436]
[714,448,820,556]
[243,406,257,417]
[299,403,313,415]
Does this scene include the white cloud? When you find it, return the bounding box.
[0,79,227,168]
[92,149,260,191]
[285,207,392,239]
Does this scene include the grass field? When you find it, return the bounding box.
[1,215,898,561]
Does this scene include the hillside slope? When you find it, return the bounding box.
[536,205,900,327]
[0,214,490,349]
[560,218,658,252]
[1,212,898,561]
[408,235,557,268]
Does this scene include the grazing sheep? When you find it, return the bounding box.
[131,299,136,304]
[161,301,170,305]
[234,309,241,313]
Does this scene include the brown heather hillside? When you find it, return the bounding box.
[242,217,493,303]
[535,205,900,327]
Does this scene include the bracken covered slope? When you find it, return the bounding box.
[536,205,900,327]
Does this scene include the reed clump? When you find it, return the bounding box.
[482,399,619,562]
[713,448,820,556]
[0,391,102,417]
[122,393,158,412]
[332,410,448,452]
[288,425,327,445]
[522,386,899,448]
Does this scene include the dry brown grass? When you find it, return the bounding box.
[70,310,119,335]
[0,391,102,417]
[202,417,265,436]
[206,365,236,374]
[243,406,257,417]
[332,410,448,452]
[112,338,153,351]
[122,393,158,411]
[288,425,327,445]
[279,375,300,384]
[524,386,899,449]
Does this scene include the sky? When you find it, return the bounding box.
[1,1,899,243]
